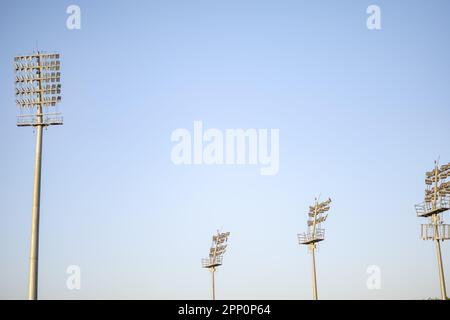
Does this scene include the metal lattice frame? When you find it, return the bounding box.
[421,224,450,241]
[14,53,62,127]
[416,195,450,218]
[298,228,325,245]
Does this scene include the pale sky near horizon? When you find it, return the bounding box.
[1,0,450,299]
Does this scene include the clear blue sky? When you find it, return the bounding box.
[1,0,450,299]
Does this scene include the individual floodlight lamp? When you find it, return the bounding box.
[415,160,450,300]
[202,230,230,300]
[298,197,332,300]
[14,51,63,300]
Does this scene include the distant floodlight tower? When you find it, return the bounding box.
[202,230,230,300]
[14,51,62,300]
[415,160,450,300]
[298,197,332,300]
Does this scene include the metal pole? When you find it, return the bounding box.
[435,237,447,300]
[311,244,318,300]
[311,200,319,300]
[433,213,447,300]
[28,53,43,300]
[211,267,216,300]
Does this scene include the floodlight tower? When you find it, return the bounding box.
[14,52,62,300]
[202,230,230,300]
[298,197,332,300]
[415,160,450,300]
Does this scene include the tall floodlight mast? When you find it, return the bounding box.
[14,52,63,300]
[202,230,230,300]
[298,197,332,300]
[415,160,450,300]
